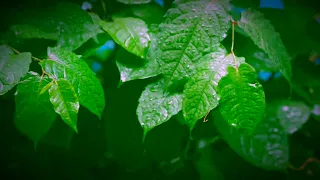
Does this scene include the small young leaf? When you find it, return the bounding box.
[214,109,289,170]
[0,45,32,95]
[217,63,265,135]
[274,100,311,134]
[39,81,54,95]
[156,0,231,88]
[182,47,231,130]
[137,79,183,134]
[48,79,79,133]
[117,0,151,4]
[15,72,56,146]
[238,9,292,83]
[116,33,161,83]
[40,47,105,118]
[10,3,102,50]
[101,17,150,59]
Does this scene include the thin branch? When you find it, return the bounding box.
[10,46,42,62]
[231,19,238,71]
[287,157,320,171]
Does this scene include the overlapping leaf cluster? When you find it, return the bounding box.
[108,0,267,136]
[0,3,105,146]
[1,0,310,172]
[102,0,302,171]
[14,47,105,146]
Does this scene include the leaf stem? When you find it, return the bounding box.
[203,111,210,122]
[231,19,238,71]
[9,45,57,82]
[10,46,42,62]
[287,157,320,171]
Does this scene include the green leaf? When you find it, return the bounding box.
[14,72,56,146]
[131,4,165,24]
[214,109,289,170]
[48,79,79,133]
[217,63,265,135]
[40,47,105,118]
[274,100,311,134]
[10,3,102,50]
[116,33,161,83]
[10,24,59,40]
[0,45,32,95]
[237,9,292,83]
[156,0,231,88]
[101,17,150,59]
[246,51,279,72]
[137,79,183,134]
[117,0,151,4]
[182,47,231,129]
[40,118,75,149]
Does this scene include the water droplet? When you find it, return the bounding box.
[282,106,289,111]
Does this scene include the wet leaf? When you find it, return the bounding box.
[274,100,311,134]
[40,47,105,118]
[116,33,161,83]
[0,45,31,95]
[10,3,102,50]
[48,79,79,133]
[217,63,265,135]
[238,9,292,83]
[214,108,289,170]
[183,47,231,130]
[15,72,56,146]
[101,17,150,59]
[137,79,182,135]
[156,0,231,88]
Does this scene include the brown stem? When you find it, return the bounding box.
[203,111,210,122]
[10,46,42,62]
[287,157,320,171]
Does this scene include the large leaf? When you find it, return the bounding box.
[237,9,292,83]
[182,47,232,130]
[137,79,183,134]
[40,120,75,149]
[214,108,289,171]
[10,24,59,40]
[48,79,79,133]
[116,33,161,83]
[156,0,231,88]
[117,0,151,4]
[14,72,56,146]
[101,17,150,59]
[10,3,102,50]
[217,63,265,135]
[0,45,31,95]
[40,47,105,118]
[273,100,311,134]
[131,3,165,24]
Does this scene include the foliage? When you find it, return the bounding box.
[0,0,320,179]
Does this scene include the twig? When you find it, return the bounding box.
[287,157,320,171]
[10,46,42,62]
[231,19,238,71]
[203,111,210,122]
